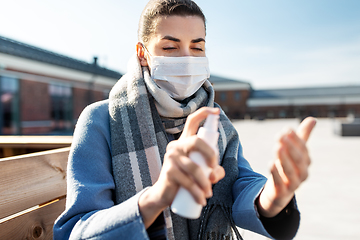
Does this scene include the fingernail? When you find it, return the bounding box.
[287,129,294,136]
[312,118,317,126]
[282,135,289,142]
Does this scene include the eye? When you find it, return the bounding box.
[193,48,204,51]
[163,47,177,51]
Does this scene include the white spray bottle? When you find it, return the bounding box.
[171,113,219,219]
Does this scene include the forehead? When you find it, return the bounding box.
[153,15,206,40]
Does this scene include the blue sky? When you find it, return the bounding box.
[1,0,360,89]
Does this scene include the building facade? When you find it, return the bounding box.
[210,75,251,119]
[1,35,359,136]
[0,35,121,135]
[247,86,360,120]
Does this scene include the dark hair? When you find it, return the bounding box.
[138,0,206,44]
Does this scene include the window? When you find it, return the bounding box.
[49,84,73,131]
[267,111,274,118]
[220,92,227,102]
[0,76,20,134]
[234,92,242,101]
[103,89,110,99]
[279,110,287,118]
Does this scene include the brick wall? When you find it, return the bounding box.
[20,79,52,134]
[72,88,107,120]
[20,80,51,121]
[215,89,250,119]
[247,104,360,120]
[73,88,89,120]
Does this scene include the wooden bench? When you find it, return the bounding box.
[0,135,73,158]
[0,146,70,240]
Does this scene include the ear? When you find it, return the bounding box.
[136,42,149,67]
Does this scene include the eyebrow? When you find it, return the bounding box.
[162,35,180,42]
[161,35,205,43]
[191,38,206,43]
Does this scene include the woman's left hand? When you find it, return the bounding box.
[257,117,317,217]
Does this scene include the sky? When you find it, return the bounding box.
[1,0,360,89]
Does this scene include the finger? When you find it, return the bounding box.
[280,132,306,164]
[181,136,218,168]
[270,161,286,192]
[284,130,311,167]
[279,135,310,182]
[169,166,207,206]
[181,107,220,138]
[209,165,225,184]
[277,147,302,191]
[176,154,212,198]
[296,117,317,142]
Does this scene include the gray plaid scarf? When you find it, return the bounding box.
[109,54,242,240]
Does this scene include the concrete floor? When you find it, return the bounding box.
[231,118,360,240]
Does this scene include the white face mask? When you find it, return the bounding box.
[148,55,210,100]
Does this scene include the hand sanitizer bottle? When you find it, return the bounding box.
[171,114,219,219]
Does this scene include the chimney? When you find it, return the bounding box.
[93,56,98,66]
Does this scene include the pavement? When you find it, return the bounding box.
[231,118,360,240]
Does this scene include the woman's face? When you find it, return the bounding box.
[138,15,206,67]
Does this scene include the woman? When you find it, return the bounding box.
[54,0,316,239]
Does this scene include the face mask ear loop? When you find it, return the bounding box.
[141,43,153,72]
[141,43,152,59]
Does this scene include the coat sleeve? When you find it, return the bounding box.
[53,100,150,240]
[232,142,300,240]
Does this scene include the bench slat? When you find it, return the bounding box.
[0,135,73,148]
[0,198,66,240]
[0,147,69,219]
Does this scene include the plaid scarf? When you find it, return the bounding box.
[109,55,242,240]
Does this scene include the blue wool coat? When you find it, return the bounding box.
[53,100,299,240]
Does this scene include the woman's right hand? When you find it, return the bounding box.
[138,107,225,228]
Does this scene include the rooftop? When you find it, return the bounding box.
[209,74,252,91]
[0,35,122,79]
[250,85,360,99]
[209,75,249,85]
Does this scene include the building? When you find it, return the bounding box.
[209,76,360,120]
[1,35,359,136]
[247,86,360,120]
[0,35,121,135]
[210,75,252,119]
